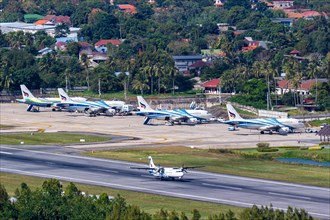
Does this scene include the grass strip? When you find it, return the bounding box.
[0,172,244,218]
[82,146,330,188]
[0,133,112,145]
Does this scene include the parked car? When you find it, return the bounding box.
[305,127,318,133]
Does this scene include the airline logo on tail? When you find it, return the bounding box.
[229,111,236,119]
[139,102,146,109]
[23,91,29,97]
[60,95,67,101]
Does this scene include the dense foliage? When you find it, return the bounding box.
[0,0,329,108]
[0,180,314,220]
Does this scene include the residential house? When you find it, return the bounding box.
[118,4,137,14]
[78,42,93,51]
[202,79,221,94]
[270,18,295,27]
[188,60,210,76]
[272,0,294,9]
[24,14,43,23]
[95,39,123,53]
[39,15,72,26]
[55,41,67,51]
[172,55,203,72]
[242,37,268,52]
[275,79,327,96]
[214,0,224,7]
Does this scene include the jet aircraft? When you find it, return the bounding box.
[16,84,55,112]
[130,156,204,180]
[135,96,213,125]
[55,88,115,116]
[225,103,305,135]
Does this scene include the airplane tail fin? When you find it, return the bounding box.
[58,88,73,102]
[20,84,35,99]
[137,96,153,110]
[148,156,156,168]
[226,103,243,120]
[190,101,196,109]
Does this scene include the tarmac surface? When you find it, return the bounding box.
[0,103,320,149]
[1,103,328,219]
[0,145,329,219]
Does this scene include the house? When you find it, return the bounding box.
[78,42,93,51]
[118,4,137,14]
[214,0,224,7]
[24,14,43,23]
[38,15,72,26]
[95,39,123,53]
[275,79,327,95]
[55,41,67,51]
[202,79,221,94]
[290,50,300,56]
[172,55,203,72]
[270,18,295,27]
[272,0,294,9]
[79,50,108,68]
[242,37,268,52]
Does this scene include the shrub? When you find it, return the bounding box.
[256,142,270,148]
[319,142,330,146]
[257,148,279,152]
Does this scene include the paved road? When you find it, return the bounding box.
[1,146,329,219]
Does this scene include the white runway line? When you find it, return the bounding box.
[0,151,13,155]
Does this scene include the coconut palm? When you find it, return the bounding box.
[307,56,321,105]
[81,53,90,90]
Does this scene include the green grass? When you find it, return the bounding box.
[0,172,244,219]
[308,118,330,127]
[239,146,330,162]
[0,133,112,145]
[82,146,330,188]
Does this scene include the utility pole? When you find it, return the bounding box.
[98,78,101,98]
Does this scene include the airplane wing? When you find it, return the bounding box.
[130,166,155,170]
[181,165,205,170]
[259,125,279,131]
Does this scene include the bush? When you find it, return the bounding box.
[257,148,279,152]
[257,142,270,148]
[319,142,330,146]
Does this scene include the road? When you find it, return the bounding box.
[0,145,329,219]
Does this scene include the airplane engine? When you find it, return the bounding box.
[278,127,290,135]
[187,118,198,125]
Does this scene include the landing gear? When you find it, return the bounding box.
[171,177,175,181]
[260,131,264,134]
[269,131,273,135]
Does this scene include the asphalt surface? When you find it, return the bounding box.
[1,103,329,219]
[0,145,329,219]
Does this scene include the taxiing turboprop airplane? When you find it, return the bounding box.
[16,84,55,112]
[130,156,204,180]
[135,96,213,125]
[225,103,305,135]
[55,88,115,116]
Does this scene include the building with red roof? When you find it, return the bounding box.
[118,4,137,14]
[37,15,72,26]
[95,39,123,53]
[276,79,327,96]
[202,79,221,94]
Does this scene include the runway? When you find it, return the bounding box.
[1,145,329,219]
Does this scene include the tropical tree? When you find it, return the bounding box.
[80,53,90,90]
[307,55,321,104]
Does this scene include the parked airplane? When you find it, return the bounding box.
[135,96,213,125]
[130,156,204,180]
[55,88,115,116]
[16,84,55,112]
[225,104,305,135]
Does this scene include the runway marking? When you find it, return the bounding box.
[0,151,13,155]
[91,168,118,173]
[202,183,242,191]
[2,146,329,192]
[268,192,311,200]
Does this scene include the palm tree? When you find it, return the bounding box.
[81,53,90,90]
[132,73,149,95]
[283,57,303,106]
[307,56,321,105]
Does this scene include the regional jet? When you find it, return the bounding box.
[225,104,305,135]
[55,88,115,116]
[16,84,55,112]
[130,156,204,180]
[135,96,213,125]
